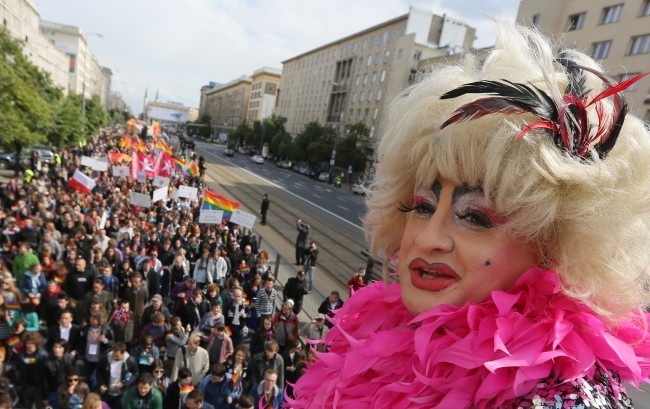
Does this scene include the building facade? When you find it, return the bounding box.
[202,76,252,135]
[39,20,111,108]
[247,67,282,123]
[516,0,650,121]
[276,8,476,140]
[0,0,69,92]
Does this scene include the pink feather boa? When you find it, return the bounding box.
[288,268,650,408]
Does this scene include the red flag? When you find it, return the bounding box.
[131,151,155,179]
[111,307,129,323]
[153,152,174,178]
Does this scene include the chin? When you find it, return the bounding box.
[400,284,442,315]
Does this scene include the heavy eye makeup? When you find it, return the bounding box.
[397,191,437,217]
[453,191,507,229]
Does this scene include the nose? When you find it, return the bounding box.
[413,202,454,254]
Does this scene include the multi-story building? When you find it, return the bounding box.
[0,0,69,92]
[277,8,476,141]
[199,82,219,116]
[247,67,282,123]
[40,20,112,108]
[516,0,650,121]
[202,76,252,135]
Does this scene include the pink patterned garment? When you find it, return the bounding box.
[287,268,650,408]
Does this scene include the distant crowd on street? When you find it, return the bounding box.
[0,124,356,409]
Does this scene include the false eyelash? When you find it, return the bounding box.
[397,202,416,213]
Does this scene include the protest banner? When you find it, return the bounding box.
[229,209,256,229]
[112,166,130,178]
[198,209,223,224]
[178,185,198,199]
[152,186,168,203]
[129,192,151,208]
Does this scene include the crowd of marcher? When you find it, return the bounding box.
[0,126,344,409]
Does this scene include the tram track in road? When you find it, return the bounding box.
[195,141,368,292]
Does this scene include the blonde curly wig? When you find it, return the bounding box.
[364,22,650,319]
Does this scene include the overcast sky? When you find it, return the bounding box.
[36,0,521,115]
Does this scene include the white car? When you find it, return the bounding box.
[251,155,264,164]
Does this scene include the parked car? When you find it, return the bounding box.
[26,148,55,163]
[223,148,235,157]
[351,180,370,196]
[318,171,329,182]
[0,152,14,170]
[251,155,265,164]
[276,160,292,169]
[0,147,55,169]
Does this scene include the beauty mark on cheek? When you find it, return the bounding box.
[484,260,491,267]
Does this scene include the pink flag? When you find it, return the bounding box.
[68,169,96,194]
[132,151,155,179]
[153,151,174,178]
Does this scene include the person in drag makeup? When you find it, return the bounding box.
[288,21,650,409]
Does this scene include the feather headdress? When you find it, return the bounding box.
[439,58,648,159]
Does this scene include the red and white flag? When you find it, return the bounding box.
[68,169,96,194]
[111,307,129,323]
[153,151,174,178]
[131,151,155,179]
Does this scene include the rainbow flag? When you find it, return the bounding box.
[7,336,21,348]
[173,157,187,171]
[155,139,172,156]
[5,300,20,311]
[186,161,199,177]
[202,189,240,221]
[224,326,233,337]
[179,385,194,398]
[30,297,40,306]
[242,299,250,307]
[53,275,64,284]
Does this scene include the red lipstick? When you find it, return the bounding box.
[408,258,460,291]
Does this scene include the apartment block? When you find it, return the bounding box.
[40,20,112,107]
[516,0,650,121]
[0,0,69,92]
[247,67,282,123]
[276,8,476,140]
[201,76,252,135]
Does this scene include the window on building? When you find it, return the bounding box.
[531,14,540,26]
[642,0,650,16]
[601,4,624,24]
[380,70,386,82]
[371,72,377,83]
[367,56,372,66]
[379,32,385,44]
[352,92,357,102]
[375,52,381,65]
[566,12,586,31]
[629,34,650,54]
[363,39,368,49]
[399,26,406,36]
[414,50,422,61]
[387,30,394,43]
[376,89,382,101]
[356,75,361,86]
[383,50,390,63]
[591,40,612,58]
[397,49,402,59]
[363,74,368,85]
[364,108,370,118]
[360,91,365,101]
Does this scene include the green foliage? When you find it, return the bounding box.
[0,28,59,152]
[84,94,108,134]
[336,121,374,175]
[229,122,253,147]
[192,113,212,138]
[291,121,335,166]
[48,94,86,146]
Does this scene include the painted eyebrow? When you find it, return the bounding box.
[452,183,483,204]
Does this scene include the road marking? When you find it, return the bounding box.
[313,194,321,199]
[197,142,363,231]
[338,197,346,202]
[338,205,349,211]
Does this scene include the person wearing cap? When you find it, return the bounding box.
[300,314,329,353]
[142,294,171,328]
[282,271,309,315]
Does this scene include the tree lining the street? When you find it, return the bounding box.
[0,28,108,155]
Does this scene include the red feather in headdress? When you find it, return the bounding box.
[440,58,648,160]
